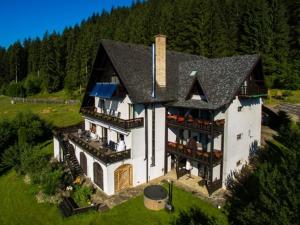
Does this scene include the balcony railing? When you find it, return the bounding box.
[80,107,144,130]
[167,115,224,135]
[68,133,131,165]
[53,122,84,138]
[239,81,268,97]
[166,141,222,166]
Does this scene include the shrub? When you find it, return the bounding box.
[19,145,49,175]
[5,82,26,97]
[0,145,20,174]
[0,120,16,154]
[0,112,52,174]
[24,73,42,96]
[72,185,93,207]
[13,111,52,145]
[171,206,226,225]
[41,167,63,195]
[282,90,293,98]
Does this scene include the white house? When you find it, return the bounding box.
[53,35,267,195]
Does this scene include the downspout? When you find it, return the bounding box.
[145,105,149,182]
[151,104,155,166]
[209,110,215,195]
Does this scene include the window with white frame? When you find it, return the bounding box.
[237,133,242,140]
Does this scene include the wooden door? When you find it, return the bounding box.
[80,152,87,175]
[93,162,103,190]
[114,164,132,192]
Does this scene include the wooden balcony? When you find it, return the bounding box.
[68,133,131,165]
[80,107,144,130]
[166,141,223,166]
[239,81,268,98]
[167,115,224,135]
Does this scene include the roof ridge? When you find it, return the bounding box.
[100,39,204,59]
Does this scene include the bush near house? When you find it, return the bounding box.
[171,206,226,225]
[71,185,93,207]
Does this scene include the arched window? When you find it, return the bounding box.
[79,152,87,175]
[93,162,103,190]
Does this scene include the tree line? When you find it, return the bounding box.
[0,0,299,97]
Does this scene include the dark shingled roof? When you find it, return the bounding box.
[168,54,260,109]
[100,40,260,109]
[101,39,202,103]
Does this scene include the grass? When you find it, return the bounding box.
[0,95,82,127]
[264,89,300,105]
[31,89,83,100]
[0,170,228,225]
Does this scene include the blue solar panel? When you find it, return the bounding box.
[89,83,117,98]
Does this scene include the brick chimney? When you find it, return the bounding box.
[155,34,166,88]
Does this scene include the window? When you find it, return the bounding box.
[238,106,242,112]
[99,99,105,113]
[90,123,96,133]
[237,133,242,140]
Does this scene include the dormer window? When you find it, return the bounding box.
[186,79,207,101]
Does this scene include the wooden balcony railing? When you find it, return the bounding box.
[239,81,268,97]
[68,133,131,165]
[80,107,144,130]
[166,141,223,166]
[53,122,84,138]
[167,115,224,135]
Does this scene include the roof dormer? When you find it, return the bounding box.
[186,78,207,101]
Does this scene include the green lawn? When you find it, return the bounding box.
[29,90,83,100]
[0,170,228,225]
[0,95,82,127]
[264,89,300,105]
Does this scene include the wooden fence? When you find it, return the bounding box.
[11,97,80,105]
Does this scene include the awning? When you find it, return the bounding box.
[89,83,117,98]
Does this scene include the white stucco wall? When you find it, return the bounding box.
[95,95,132,120]
[70,140,135,195]
[148,105,166,180]
[223,97,262,186]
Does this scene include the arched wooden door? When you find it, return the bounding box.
[93,162,103,190]
[80,152,87,175]
[114,164,132,192]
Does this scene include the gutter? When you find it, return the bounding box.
[145,105,149,182]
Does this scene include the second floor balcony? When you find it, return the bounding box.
[167,141,223,166]
[80,107,144,130]
[68,132,131,165]
[167,114,224,135]
[239,80,268,98]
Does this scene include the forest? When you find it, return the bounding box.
[0,0,299,97]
